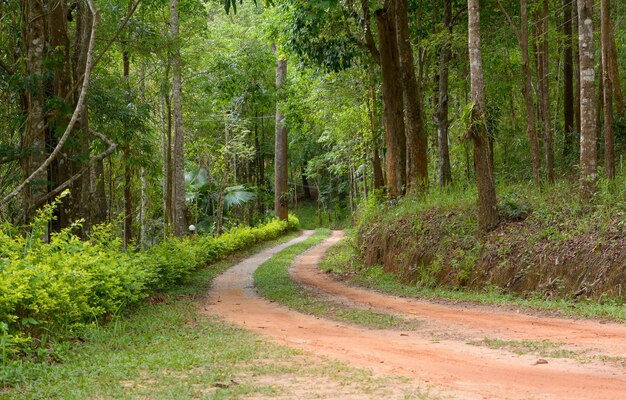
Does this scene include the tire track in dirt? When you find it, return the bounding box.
[204,230,626,400]
[292,231,626,358]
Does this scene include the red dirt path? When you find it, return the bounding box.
[204,230,626,400]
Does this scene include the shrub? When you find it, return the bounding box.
[0,194,298,358]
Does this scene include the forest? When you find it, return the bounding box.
[1,0,626,398]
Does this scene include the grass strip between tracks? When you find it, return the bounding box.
[254,229,422,330]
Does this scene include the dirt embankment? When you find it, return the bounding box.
[359,208,626,300]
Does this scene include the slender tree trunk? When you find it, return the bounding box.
[563,0,575,157]
[395,0,428,192]
[607,23,623,117]
[467,0,499,231]
[577,0,597,200]
[20,0,47,224]
[538,0,554,182]
[601,0,614,179]
[170,0,186,235]
[520,0,542,186]
[140,168,147,249]
[301,164,311,200]
[162,91,173,236]
[123,145,133,248]
[368,84,385,189]
[437,0,453,187]
[122,49,132,249]
[573,4,582,135]
[274,48,288,221]
[376,5,407,197]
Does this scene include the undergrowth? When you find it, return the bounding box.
[355,178,626,302]
[0,190,299,366]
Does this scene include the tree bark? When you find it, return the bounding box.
[395,0,428,193]
[20,0,47,224]
[577,0,597,200]
[437,0,453,187]
[573,3,582,134]
[376,5,407,197]
[274,50,289,221]
[607,23,623,117]
[170,0,186,235]
[600,0,614,179]
[563,0,575,157]
[467,0,499,231]
[122,48,132,249]
[538,0,554,183]
[520,0,542,185]
[368,84,385,189]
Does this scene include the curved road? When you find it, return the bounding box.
[203,230,626,400]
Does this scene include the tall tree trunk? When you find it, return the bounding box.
[467,0,499,231]
[170,0,186,235]
[573,4,582,135]
[607,23,624,117]
[122,49,132,249]
[563,0,575,157]
[520,0,542,185]
[140,168,147,249]
[20,0,47,225]
[301,164,311,200]
[538,0,554,182]
[274,49,288,221]
[368,84,385,189]
[123,145,133,248]
[577,0,597,200]
[601,0,614,179]
[376,5,406,197]
[162,91,173,236]
[395,0,428,192]
[437,0,453,187]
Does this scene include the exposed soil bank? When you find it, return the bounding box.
[204,231,626,400]
[359,205,626,300]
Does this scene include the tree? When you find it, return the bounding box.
[274,48,288,221]
[496,0,541,186]
[563,0,575,158]
[467,0,499,231]
[395,0,428,192]
[170,0,187,235]
[537,0,554,183]
[375,3,406,197]
[577,0,597,200]
[600,0,614,179]
[436,0,454,187]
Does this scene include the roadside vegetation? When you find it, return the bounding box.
[321,181,626,322]
[3,233,430,400]
[0,193,298,376]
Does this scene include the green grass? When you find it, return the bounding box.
[254,229,422,330]
[466,337,626,368]
[2,232,432,399]
[466,338,577,357]
[319,234,626,322]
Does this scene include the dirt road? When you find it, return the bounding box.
[205,230,626,400]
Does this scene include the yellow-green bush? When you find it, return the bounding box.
[0,199,298,358]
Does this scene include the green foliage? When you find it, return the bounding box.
[0,195,298,361]
[497,195,532,221]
